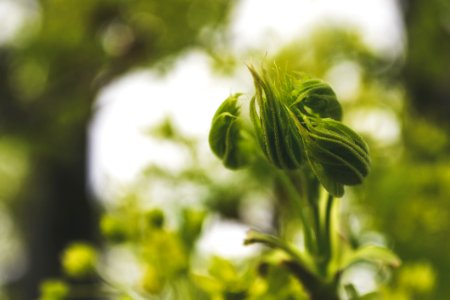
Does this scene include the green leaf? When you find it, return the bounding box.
[307,158,344,197]
[244,230,314,272]
[341,245,401,271]
[312,119,370,168]
[304,118,370,193]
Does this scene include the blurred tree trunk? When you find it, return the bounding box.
[13,128,99,299]
[399,0,450,123]
[397,1,450,298]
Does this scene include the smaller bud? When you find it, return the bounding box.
[209,94,250,169]
[291,79,342,121]
[61,243,97,278]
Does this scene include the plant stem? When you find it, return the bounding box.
[323,194,334,269]
[244,230,308,266]
[277,171,315,254]
[284,260,340,300]
[311,201,322,252]
[312,200,327,277]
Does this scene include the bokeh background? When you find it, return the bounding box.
[0,0,449,299]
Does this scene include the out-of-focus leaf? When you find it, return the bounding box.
[341,245,401,271]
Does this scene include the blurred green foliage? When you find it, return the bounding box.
[61,243,97,279]
[39,280,69,300]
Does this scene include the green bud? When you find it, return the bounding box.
[209,94,249,169]
[304,118,370,196]
[248,66,305,169]
[291,79,342,121]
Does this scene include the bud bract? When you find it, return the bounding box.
[249,67,305,169]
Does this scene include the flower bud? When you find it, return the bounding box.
[209,94,250,169]
[291,79,342,121]
[304,118,370,196]
[249,67,305,169]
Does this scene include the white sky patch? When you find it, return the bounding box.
[315,0,404,56]
[347,108,401,145]
[325,61,362,101]
[197,217,257,259]
[0,0,39,45]
[340,264,379,298]
[0,1,25,44]
[231,0,404,56]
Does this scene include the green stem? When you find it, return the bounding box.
[284,261,340,300]
[244,230,307,264]
[311,201,322,252]
[323,194,334,269]
[312,200,327,277]
[277,170,315,254]
[295,170,327,276]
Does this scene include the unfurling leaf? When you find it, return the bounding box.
[341,245,402,271]
[209,94,249,169]
[304,118,370,196]
[291,79,342,121]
